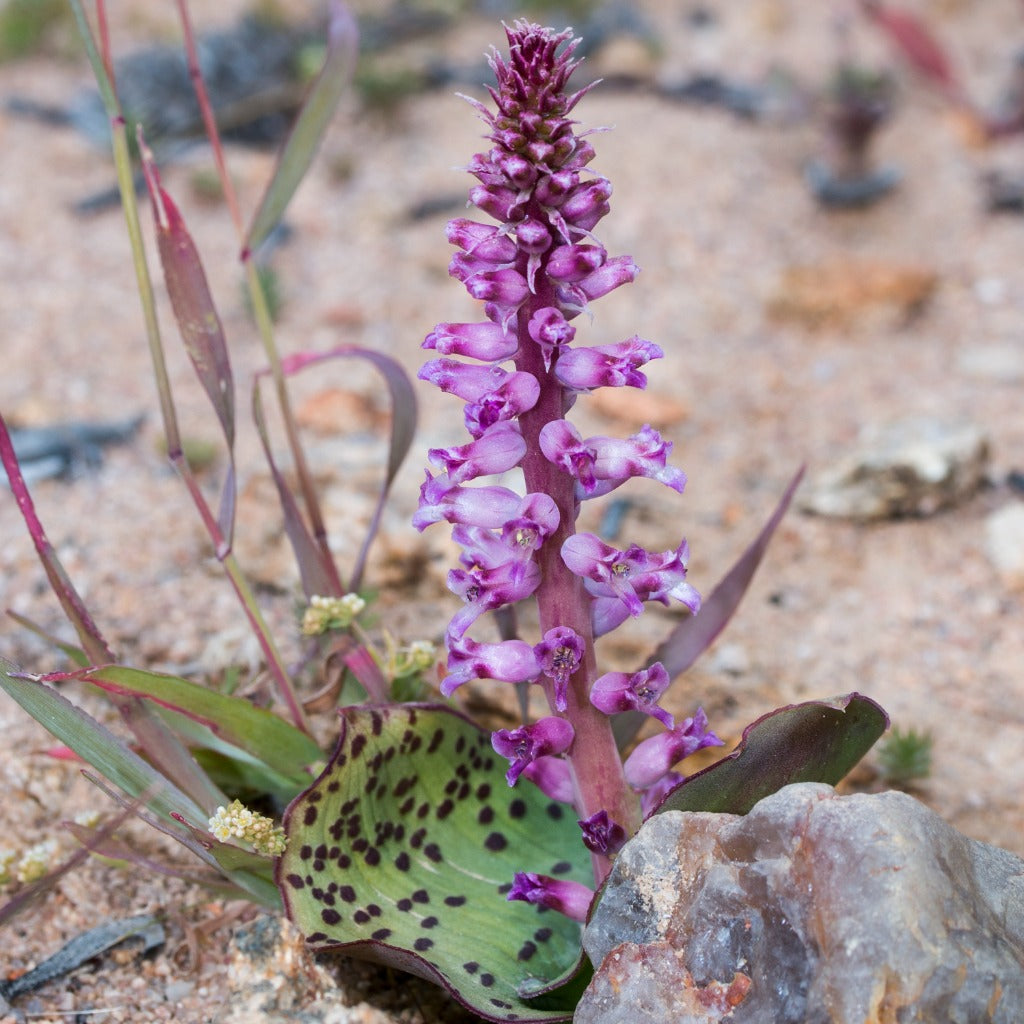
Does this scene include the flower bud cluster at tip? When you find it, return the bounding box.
[414,20,718,854]
[208,799,287,856]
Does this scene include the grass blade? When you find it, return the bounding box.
[245,1,359,253]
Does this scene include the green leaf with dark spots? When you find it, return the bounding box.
[278,704,590,1023]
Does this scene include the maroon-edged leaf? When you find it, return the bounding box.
[650,692,889,817]
[252,378,340,599]
[245,1,359,253]
[139,132,236,543]
[0,414,112,666]
[613,467,804,750]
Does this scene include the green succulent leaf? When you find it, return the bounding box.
[279,704,590,1022]
[652,692,889,816]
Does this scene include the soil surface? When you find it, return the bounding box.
[1,1,1023,1021]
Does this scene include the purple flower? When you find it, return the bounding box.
[554,337,663,392]
[623,708,722,790]
[640,771,685,818]
[590,663,675,729]
[507,872,593,923]
[412,473,523,531]
[446,560,542,639]
[463,371,540,439]
[562,534,700,619]
[522,755,575,803]
[427,422,526,484]
[534,627,585,712]
[578,810,627,857]
[442,635,541,696]
[528,307,576,369]
[418,359,517,402]
[540,421,686,497]
[422,321,518,361]
[492,716,574,786]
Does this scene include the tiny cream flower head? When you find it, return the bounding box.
[0,848,17,885]
[16,839,59,883]
[74,809,102,828]
[208,800,286,856]
[301,593,367,635]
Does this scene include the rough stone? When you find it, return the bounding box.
[985,501,1024,589]
[800,417,990,520]
[579,783,1024,1024]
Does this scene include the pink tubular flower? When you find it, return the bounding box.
[554,337,663,392]
[562,534,700,619]
[412,473,524,531]
[590,663,675,729]
[623,708,722,790]
[507,872,594,923]
[441,635,541,697]
[446,560,542,639]
[528,307,576,369]
[640,771,685,817]
[427,422,526,484]
[491,716,574,786]
[423,321,519,361]
[418,359,516,402]
[534,627,585,712]
[522,755,575,803]
[463,372,540,438]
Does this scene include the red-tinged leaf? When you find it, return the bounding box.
[43,746,84,762]
[138,133,236,543]
[614,467,804,750]
[252,379,340,599]
[275,346,418,591]
[245,1,359,252]
[344,644,389,702]
[650,692,889,817]
[0,414,113,666]
[861,0,962,98]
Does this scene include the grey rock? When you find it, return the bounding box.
[579,783,1024,1024]
[985,501,1024,588]
[800,417,990,519]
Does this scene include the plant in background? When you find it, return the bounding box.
[0,8,887,1023]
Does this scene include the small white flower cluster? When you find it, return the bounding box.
[0,839,59,885]
[301,593,367,635]
[208,800,287,856]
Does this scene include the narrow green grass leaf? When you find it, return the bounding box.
[245,2,358,252]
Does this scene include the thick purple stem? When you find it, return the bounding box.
[514,283,640,881]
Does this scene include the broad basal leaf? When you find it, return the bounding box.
[652,692,888,816]
[279,704,590,1022]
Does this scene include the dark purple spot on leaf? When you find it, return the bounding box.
[478,807,494,825]
[428,729,445,754]
[498,883,512,895]
[341,798,358,815]
[337,854,351,869]
[367,904,382,917]
[370,710,383,736]
[395,852,411,872]
[551,860,572,874]
[546,803,564,819]
[372,928,392,941]
[339,886,357,903]
[518,941,537,961]
[421,916,439,929]
[414,937,434,951]
[408,734,422,753]
[424,843,442,863]
[416,802,430,819]
[463,961,479,974]
[353,910,370,924]
[327,780,340,793]
[455,735,467,754]
[410,828,425,849]
[351,734,367,758]
[397,899,413,912]
[299,845,313,861]
[476,783,492,800]
[365,847,381,866]
[412,889,429,903]
[286,874,304,889]
[399,796,415,815]
[491,999,512,1009]
[352,838,368,853]
[308,932,327,942]
[444,779,459,796]
[436,799,454,820]
[509,799,526,819]
[322,909,341,925]
[457,782,471,800]
[480,973,495,987]
[313,859,325,872]
[485,832,508,852]
[534,927,552,942]
[308,790,323,804]
[444,895,466,907]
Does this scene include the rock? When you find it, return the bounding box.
[957,343,1024,384]
[579,783,1024,1024]
[800,417,990,519]
[985,501,1024,588]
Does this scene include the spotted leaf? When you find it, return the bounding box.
[278,704,590,1022]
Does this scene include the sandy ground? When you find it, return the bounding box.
[0,1,1023,1020]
